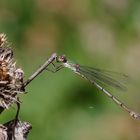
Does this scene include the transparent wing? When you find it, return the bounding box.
[78,66,128,91]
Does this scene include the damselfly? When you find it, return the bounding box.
[54,55,140,119]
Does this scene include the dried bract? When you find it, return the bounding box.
[0,125,7,140]
[0,34,7,47]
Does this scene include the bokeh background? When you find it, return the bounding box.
[0,0,140,139]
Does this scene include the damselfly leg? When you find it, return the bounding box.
[46,62,64,73]
[23,53,57,87]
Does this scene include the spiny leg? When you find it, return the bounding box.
[46,62,64,73]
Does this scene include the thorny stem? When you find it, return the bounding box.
[23,53,57,87]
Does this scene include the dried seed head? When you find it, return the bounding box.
[4,119,32,140]
[0,33,24,112]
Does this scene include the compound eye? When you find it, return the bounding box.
[61,56,65,60]
[61,55,67,63]
[58,55,67,63]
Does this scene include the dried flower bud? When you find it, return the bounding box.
[4,119,32,140]
[0,34,24,112]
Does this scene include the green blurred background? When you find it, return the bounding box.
[0,0,140,139]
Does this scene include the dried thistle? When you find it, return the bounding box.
[0,33,24,112]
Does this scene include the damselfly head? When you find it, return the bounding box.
[57,55,67,63]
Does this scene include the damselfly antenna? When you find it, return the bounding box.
[56,55,140,119]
